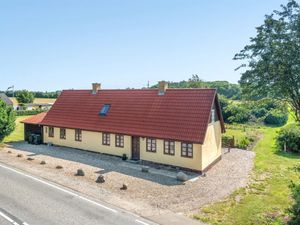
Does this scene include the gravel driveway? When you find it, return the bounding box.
[0,142,255,216]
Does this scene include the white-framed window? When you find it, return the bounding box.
[146,138,156,152]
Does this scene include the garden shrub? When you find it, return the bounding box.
[236,137,250,150]
[224,104,251,124]
[276,124,300,153]
[288,182,300,225]
[264,109,288,126]
[0,100,15,142]
[15,109,46,116]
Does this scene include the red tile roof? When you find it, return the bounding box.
[21,112,47,125]
[36,88,224,143]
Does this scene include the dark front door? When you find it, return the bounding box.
[132,136,140,160]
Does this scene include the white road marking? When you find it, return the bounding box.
[135,219,149,225]
[0,211,21,225]
[0,163,117,213]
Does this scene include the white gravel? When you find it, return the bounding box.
[0,142,255,217]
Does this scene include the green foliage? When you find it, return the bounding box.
[15,109,45,116]
[224,104,251,124]
[218,95,230,111]
[16,90,35,104]
[288,181,300,225]
[4,90,60,99]
[0,100,16,142]
[236,137,250,150]
[276,123,300,153]
[264,109,288,126]
[221,98,288,126]
[235,0,300,121]
[151,75,241,99]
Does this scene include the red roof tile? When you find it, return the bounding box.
[39,88,224,143]
[21,112,47,125]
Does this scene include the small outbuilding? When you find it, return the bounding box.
[21,112,47,143]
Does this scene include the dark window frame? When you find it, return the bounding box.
[102,132,110,146]
[181,142,193,158]
[60,128,66,139]
[146,138,156,152]
[115,134,124,148]
[164,140,175,155]
[48,126,54,138]
[75,129,82,142]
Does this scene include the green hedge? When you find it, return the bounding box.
[264,109,288,126]
[276,124,300,153]
[15,109,46,116]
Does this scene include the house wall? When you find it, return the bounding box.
[200,121,222,171]
[43,127,132,158]
[140,139,202,171]
[43,124,222,172]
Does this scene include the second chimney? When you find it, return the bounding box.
[92,83,101,94]
[158,81,168,95]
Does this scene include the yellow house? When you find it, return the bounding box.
[22,82,225,172]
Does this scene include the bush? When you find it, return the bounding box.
[264,109,288,126]
[288,182,300,225]
[236,137,250,150]
[224,104,251,124]
[0,100,15,142]
[15,109,46,116]
[276,124,300,153]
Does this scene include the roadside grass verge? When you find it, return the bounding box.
[195,122,300,224]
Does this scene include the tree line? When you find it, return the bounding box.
[4,90,60,99]
[151,74,242,100]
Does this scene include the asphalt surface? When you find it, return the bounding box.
[0,162,156,225]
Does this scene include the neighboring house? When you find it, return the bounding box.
[9,97,55,110]
[21,103,54,111]
[22,82,225,172]
[0,93,14,107]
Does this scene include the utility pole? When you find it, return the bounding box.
[147,81,150,88]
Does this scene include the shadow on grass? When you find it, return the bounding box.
[275,150,300,159]
[288,183,300,225]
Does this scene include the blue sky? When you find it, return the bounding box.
[0,0,284,91]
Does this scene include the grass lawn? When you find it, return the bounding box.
[195,119,300,224]
[3,116,31,143]
[223,123,262,149]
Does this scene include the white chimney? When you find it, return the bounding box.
[92,83,101,94]
[158,81,168,95]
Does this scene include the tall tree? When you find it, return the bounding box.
[234,0,300,121]
[16,90,35,104]
[0,100,15,142]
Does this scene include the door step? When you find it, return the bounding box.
[127,159,141,164]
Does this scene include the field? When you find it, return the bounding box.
[3,116,31,142]
[9,97,56,105]
[194,115,300,225]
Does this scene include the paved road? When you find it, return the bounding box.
[0,163,156,225]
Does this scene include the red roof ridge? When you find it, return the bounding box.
[61,88,217,91]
